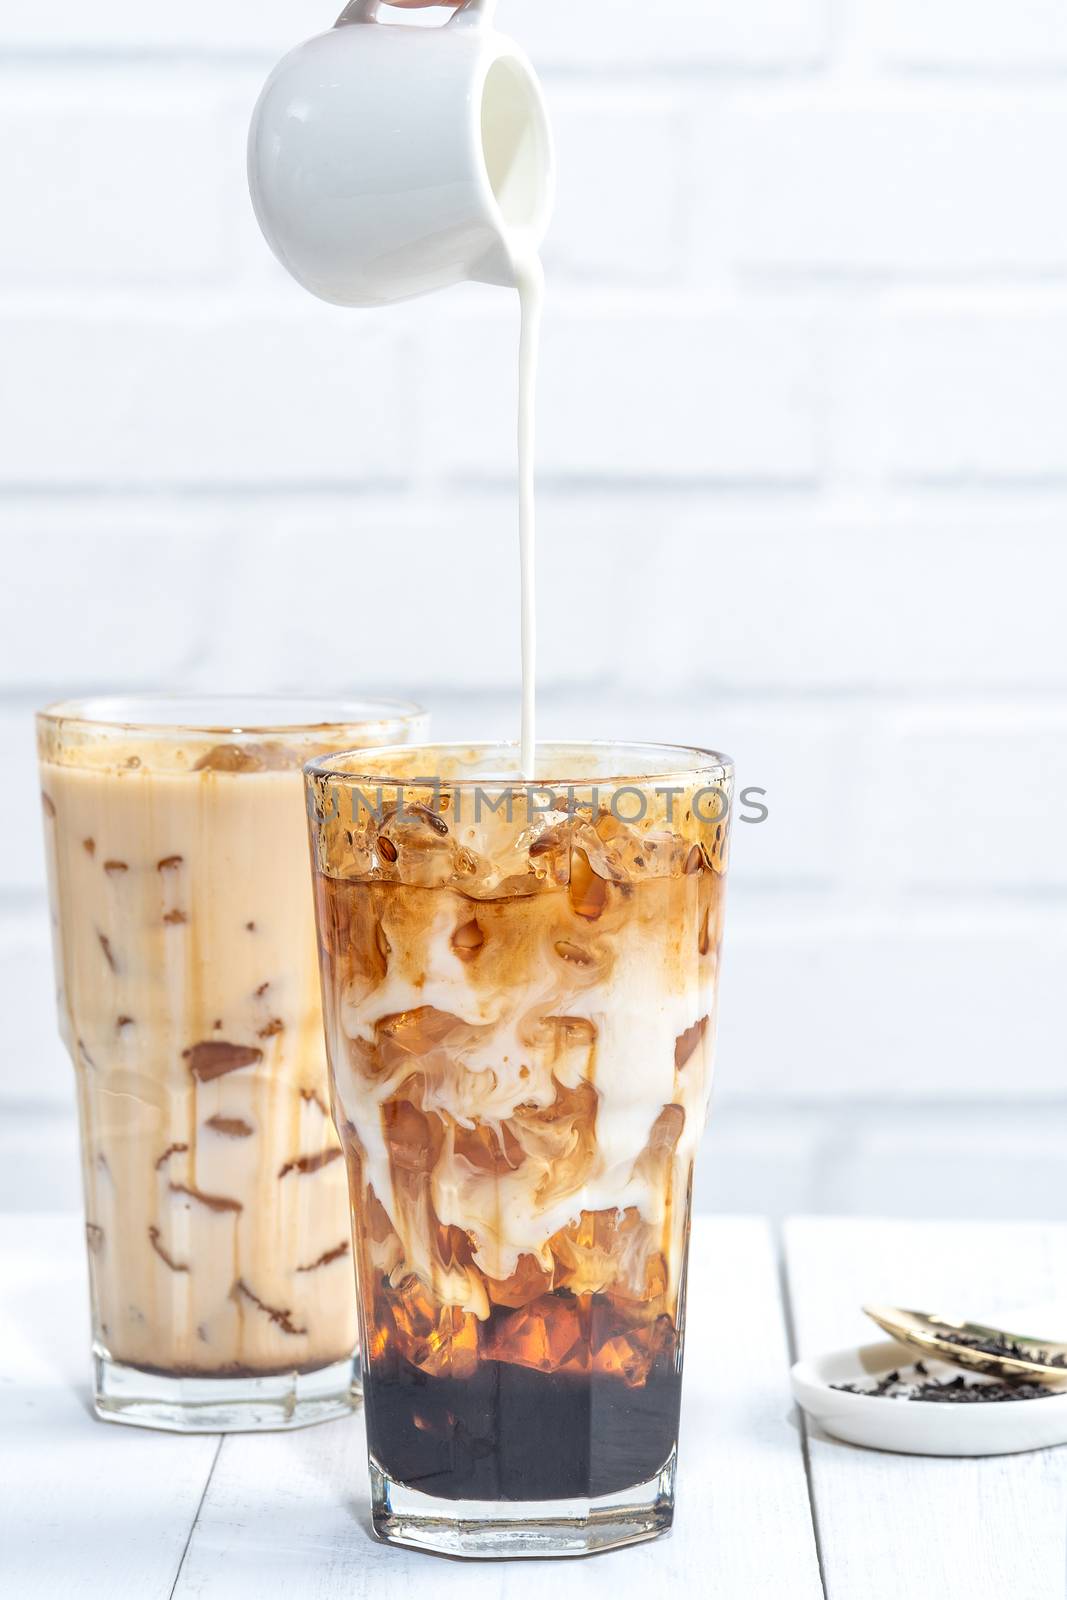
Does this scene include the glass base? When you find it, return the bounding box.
[369,1449,676,1559]
[93,1347,361,1433]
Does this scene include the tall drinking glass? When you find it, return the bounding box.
[37,695,427,1432]
[306,742,732,1556]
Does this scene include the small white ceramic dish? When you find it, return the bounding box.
[791,1339,1067,1457]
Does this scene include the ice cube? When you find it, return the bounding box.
[377,1006,464,1065]
[567,847,609,920]
[452,1119,524,1175]
[378,803,456,887]
[487,1293,585,1374]
[674,1018,708,1072]
[450,917,485,962]
[484,1251,553,1309]
[382,1094,445,1175]
[410,1306,480,1380]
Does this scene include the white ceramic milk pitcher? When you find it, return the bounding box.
[247,0,555,307]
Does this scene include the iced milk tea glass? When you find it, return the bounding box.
[306,741,732,1556]
[37,695,427,1432]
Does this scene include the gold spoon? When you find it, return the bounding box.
[863,1305,1067,1385]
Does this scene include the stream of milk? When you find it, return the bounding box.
[515,255,543,780]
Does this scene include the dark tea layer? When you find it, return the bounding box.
[367,1337,682,1501]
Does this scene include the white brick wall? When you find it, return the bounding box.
[875,0,1067,71]
[885,303,1067,482]
[0,1,315,54]
[481,0,831,69]
[876,707,1067,892]
[720,94,1067,275]
[0,308,414,486]
[543,90,688,284]
[2,0,1066,1217]
[0,78,235,287]
[424,299,821,481]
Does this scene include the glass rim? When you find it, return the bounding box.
[305,739,734,789]
[37,693,427,740]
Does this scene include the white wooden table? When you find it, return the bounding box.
[2,1215,1066,1599]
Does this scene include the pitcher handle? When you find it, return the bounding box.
[334,0,380,23]
[335,0,496,26]
[448,0,498,26]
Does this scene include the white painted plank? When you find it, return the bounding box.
[786,1217,1067,1600]
[0,1214,219,1600]
[174,1217,821,1596]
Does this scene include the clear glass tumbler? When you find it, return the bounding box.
[306,741,732,1556]
[37,695,427,1432]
